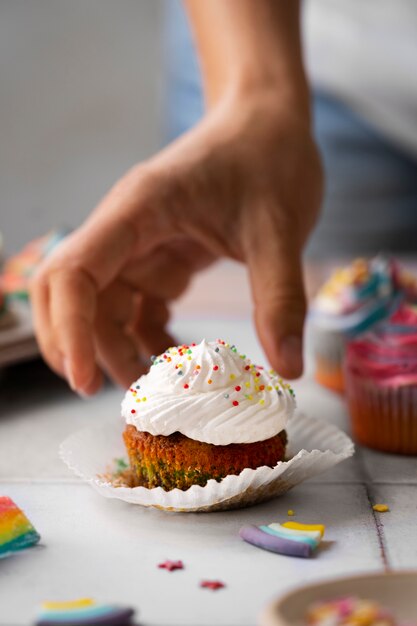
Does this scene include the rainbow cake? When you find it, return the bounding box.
[0,496,40,558]
[306,596,414,625]
[35,598,135,626]
[309,256,417,393]
[345,303,417,455]
[122,339,295,491]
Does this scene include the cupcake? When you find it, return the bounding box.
[1,229,68,299]
[121,339,295,490]
[308,256,417,393]
[345,304,417,455]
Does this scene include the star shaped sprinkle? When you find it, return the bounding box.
[158,560,184,571]
[200,580,225,590]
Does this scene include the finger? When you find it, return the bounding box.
[49,267,103,395]
[30,271,66,378]
[94,281,145,387]
[34,172,149,393]
[245,206,306,379]
[133,297,175,359]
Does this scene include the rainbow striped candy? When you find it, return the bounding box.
[35,598,136,626]
[239,521,325,558]
[0,496,40,558]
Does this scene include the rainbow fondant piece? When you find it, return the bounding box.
[0,496,40,558]
[35,598,136,626]
[239,521,325,558]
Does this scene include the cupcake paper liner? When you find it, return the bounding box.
[59,413,354,512]
[345,373,417,455]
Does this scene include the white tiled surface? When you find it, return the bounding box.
[1,314,416,626]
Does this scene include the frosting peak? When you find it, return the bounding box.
[122,339,295,445]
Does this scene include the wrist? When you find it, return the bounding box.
[210,72,311,128]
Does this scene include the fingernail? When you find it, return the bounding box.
[280,335,303,377]
[63,358,77,392]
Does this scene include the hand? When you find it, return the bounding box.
[31,92,322,395]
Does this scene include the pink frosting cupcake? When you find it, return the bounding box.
[345,304,417,454]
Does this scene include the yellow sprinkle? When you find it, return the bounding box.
[187,356,192,360]
[259,399,264,405]
[225,343,229,347]
[245,382,251,388]
[229,374,235,380]
[177,363,183,368]
[136,399,140,403]
[267,385,272,391]
[208,379,213,385]
[287,509,295,516]
[142,397,147,402]
[255,386,259,392]
[282,521,325,537]
[373,504,390,513]
[248,395,253,400]
[42,599,94,610]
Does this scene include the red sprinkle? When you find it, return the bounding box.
[213,365,219,371]
[158,560,184,572]
[183,384,189,389]
[200,580,225,591]
[259,385,265,391]
[245,366,250,371]
[256,372,261,377]
[235,385,241,392]
[232,400,239,407]
[131,409,136,414]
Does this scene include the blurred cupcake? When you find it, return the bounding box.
[345,304,417,455]
[122,339,295,490]
[1,229,68,299]
[308,256,417,393]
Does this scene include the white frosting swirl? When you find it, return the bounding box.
[121,339,295,445]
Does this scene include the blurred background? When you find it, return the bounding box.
[2,1,417,257]
[1,1,163,254]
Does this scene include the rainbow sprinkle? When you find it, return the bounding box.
[35,598,135,625]
[0,496,40,558]
[129,339,295,410]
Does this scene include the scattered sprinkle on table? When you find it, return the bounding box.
[287,509,295,516]
[200,580,225,591]
[373,504,390,512]
[158,560,184,571]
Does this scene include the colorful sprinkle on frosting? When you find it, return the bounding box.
[0,496,40,559]
[122,339,295,446]
[311,256,417,335]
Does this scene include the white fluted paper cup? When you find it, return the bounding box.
[59,413,354,513]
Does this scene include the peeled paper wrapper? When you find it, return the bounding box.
[60,413,354,513]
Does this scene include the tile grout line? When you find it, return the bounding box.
[355,448,391,573]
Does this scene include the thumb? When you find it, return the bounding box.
[245,210,306,379]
